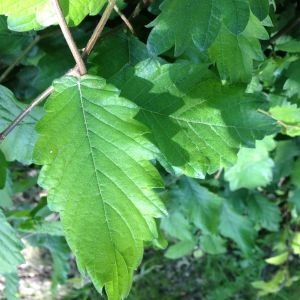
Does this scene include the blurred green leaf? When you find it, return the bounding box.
[0,85,43,164]
[220,199,256,255]
[0,209,24,274]
[165,240,196,259]
[225,136,275,190]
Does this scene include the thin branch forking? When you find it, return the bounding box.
[0,86,54,141]
[51,0,86,75]
[82,0,116,59]
[0,1,117,143]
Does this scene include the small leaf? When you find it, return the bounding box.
[284,60,300,97]
[0,209,24,274]
[269,102,300,137]
[209,14,268,82]
[164,240,196,259]
[292,157,300,187]
[291,233,300,255]
[147,0,222,55]
[0,150,7,189]
[200,234,226,255]
[33,75,166,299]
[179,178,222,235]
[0,85,43,164]
[249,0,270,21]
[265,252,289,265]
[246,194,281,232]
[221,0,250,35]
[220,199,256,255]
[224,136,275,190]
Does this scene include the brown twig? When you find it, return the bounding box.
[0,35,40,83]
[51,0,86,75]
[82,0,116,59]
[114,4,134,34]
[0,1,116,142]
[0,86,54,141]
[269,15,300,44]
[131,0,154,19]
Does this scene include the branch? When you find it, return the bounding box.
[269,15,300,44]
[0,35,40,83]
[51,0,86,75]
[0,86,54,141]
[82,0,116,59]
[114,4,134,34]
[0,1,117,142]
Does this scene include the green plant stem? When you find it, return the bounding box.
[51,0,86,75]
[81,0,116,59]
[0,86,54,141]
[0,35,40,83]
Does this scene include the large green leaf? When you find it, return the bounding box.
[221,0,250,35]
[209,14,268,82]
[116,60,278,177]
[147,0,222,55]
[0,85,43,164]
[249,0,270,20]
[0,209,24,273]
[0,0,107,31]
[33,75,166,299]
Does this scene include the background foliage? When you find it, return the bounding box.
[1,0,300,299]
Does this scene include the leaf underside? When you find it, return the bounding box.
[33,75,166,299]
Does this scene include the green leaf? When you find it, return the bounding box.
[284,60,300,97]
[0,85,43,164]
[289,188,300,214]
[0,209,24,274]
[161,211,194,241]
[89,31,150,82]
[117,60,277,177]
[33,75,166,300]
[246,194,281,231]
[249,0,270,20]
[220,199,256,255]
[221,0,250,35]
[3,272,19,300]
[0,170,13,209]
[0,16,34,63]
[179,178,222,235]
[224,136,276,190]
[292,157,300,187]
[147,0,222,55]
[199,234,226,255]
[0,150,7,189]
[164,240,196,259]
[269,102,300,136]
[276,38,300,53]
[265,252,288,265]
[27,234,70,288]
[209,14,268,82]
[0,0,107,31]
